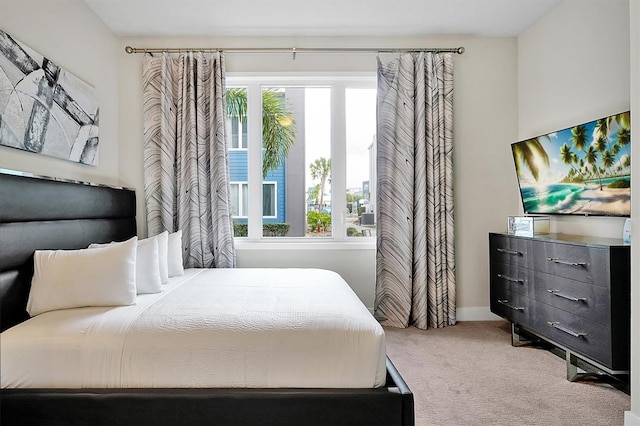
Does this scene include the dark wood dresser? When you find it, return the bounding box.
[489,232,630,379]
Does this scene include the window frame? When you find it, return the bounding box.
[227,74,376,246]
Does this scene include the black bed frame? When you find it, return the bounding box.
[0,172,414,426]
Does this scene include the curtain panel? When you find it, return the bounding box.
[375,52,455,330]
[142,52,236,269]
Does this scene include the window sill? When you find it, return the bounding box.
[234,238,375,251]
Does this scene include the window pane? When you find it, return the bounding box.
[241,119,248,149]
[345,88,376,238]
[263,183,276,217]
[305,88,332,238]
[227,87,249,235]
[230,118,240,149]
[241,183,248,217]
[230,183,240,216]
[259,86,332,238]
[227,87,248,151]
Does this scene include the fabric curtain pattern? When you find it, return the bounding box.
[142,52,236,269]
[375,52,455,330]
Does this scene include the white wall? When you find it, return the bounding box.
[0,0,121,186]
[518,0,631,237]
[518,0,637,423]
[118,35,519,314]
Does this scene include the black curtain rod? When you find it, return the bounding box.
[124,46,465,55]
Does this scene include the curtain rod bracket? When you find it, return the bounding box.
[292,48,296,60]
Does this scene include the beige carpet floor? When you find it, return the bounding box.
[384,321,630,426]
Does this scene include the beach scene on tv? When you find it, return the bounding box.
[512,111,631,217]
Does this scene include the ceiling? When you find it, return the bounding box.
[82,0,564,38]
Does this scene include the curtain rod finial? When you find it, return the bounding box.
[125,46,134,54]
[457,47,465,54]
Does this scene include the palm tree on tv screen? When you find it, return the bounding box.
[585,145,604,190]
[570,124,589,152]
[560,142,585,183]
[602,149,614,171]
[513,137,550,182]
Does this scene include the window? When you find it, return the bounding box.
[226,76,376,242]
[227,86,251,239]
[228,116,248,149]
[262,182,277,218]
[230,182,276,218]
[345,88,377,238]
[227,87,248,150]
[230,182,248,218]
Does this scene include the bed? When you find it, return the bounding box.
[0,172,414,426]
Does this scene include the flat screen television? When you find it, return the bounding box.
[511,111,630,217]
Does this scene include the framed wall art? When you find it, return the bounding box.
[0,30,99,166]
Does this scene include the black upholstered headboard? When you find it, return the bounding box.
[0,173,137,332]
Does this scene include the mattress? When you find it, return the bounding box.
[1,268,386,389]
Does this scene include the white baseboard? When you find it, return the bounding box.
[625,411,640,425]
[367,307,502,322]
[456,307,502,321]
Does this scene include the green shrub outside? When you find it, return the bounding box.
[233,222,290,237]
[307,211,331,231]
[347,227,361,236]
[263,223,290,236]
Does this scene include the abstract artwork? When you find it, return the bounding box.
[0,30,99,166]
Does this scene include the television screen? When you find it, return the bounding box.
[511,111,630,217]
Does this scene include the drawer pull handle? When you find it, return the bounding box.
[497,299,525,311]
[497,274,524,284]
[547,322,587,338]
[546,257,586,267]
[547,289,586,303]
[497,248,523,256]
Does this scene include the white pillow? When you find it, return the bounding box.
[135,236,163,293]
[155,231,170,284]
[27,237,138,317]
[89,237,163,294]
[167,230,184,277]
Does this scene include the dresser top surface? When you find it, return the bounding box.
[490,232,629,248]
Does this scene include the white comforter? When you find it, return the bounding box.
[1,268,386,389]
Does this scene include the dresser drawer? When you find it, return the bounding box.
[490,287,530,326]
[489,234,531,269]
[531,304,614,369]
[530,240,601,284]
[490,262,531,298]
[532,271,609,325]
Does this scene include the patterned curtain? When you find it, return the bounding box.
[142,52,236,268]
[375,52,455,329]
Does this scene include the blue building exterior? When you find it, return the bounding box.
[229,149,286,224]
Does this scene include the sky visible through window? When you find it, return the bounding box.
[303,87,376,191]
